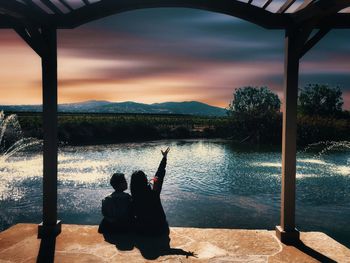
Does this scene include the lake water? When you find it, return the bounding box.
[0,139,349,247]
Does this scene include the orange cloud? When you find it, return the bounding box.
[0,30,41,105]
[1,25,349,110]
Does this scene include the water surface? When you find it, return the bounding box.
[0,139,349,247]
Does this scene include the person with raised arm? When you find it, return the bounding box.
[130,147,170,236]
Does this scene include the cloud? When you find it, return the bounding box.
[0,8,350,109]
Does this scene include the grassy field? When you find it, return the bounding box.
[12,112,231,145]
[6,112,350,146]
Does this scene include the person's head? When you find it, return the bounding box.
[110,173,127,192]
[130,170,149,198]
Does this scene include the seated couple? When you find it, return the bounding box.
[98,147,170,236]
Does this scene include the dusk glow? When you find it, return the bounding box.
[1,8,350,109]
[1,2,350,254]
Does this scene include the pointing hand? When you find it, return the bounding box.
[161,147,170,158]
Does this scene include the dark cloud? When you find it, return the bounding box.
[60,8,285,62]
[300,73,350,89]
[55,8,350,108]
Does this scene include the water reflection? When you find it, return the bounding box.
[0,139,349,246]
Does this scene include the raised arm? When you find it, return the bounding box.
[152,147,170,193]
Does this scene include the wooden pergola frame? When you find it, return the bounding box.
[1,0,350,244]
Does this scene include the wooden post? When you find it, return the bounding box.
[38,27,61,238]
[276,29,300,244]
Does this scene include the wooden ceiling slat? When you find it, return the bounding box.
[63,0,292,29]
[0,0,47,24]
[262,0,273,9]
[293,0,350,23]
[41,0,64,14]
[295,0,317,12]
[29,0,54,14]
[0,0,350,29]
[58,0,74,12]
[24,0,52,15]
[278,0,297,13]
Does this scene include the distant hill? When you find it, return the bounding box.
[0,100,227,116]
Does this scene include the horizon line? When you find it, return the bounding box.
[0,100,227,108]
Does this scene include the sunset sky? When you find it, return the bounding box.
[1,8,350,109]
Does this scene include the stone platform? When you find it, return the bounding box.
[0,224,349,262]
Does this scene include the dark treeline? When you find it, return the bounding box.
[7,84,350,147]
[227,84,350,146]
[227,113,350,146]
[14,112,230,145]
[10,111,350,147]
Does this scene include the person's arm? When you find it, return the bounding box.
[152,147,170,193]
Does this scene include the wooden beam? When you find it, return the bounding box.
[23,0,51,15]
[0,10,44,28]
[2,0,350,29]
[42,27,58,228]
[58,0,74,12]
[0,14,25,28]
[300,27,330,58]
[293,0,350,23]
[0,0,47,23]
[263,0,273,9]
[63,0,291,29]
[14,27,43,56]
[276,28,300,244]
[278,0,297,13]
[82,0,90,5]
[295,0,316,12]
[41,0,64,14]
[322,13,350,28]
[38,26,61,238]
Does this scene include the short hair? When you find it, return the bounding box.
[110,173,126,190]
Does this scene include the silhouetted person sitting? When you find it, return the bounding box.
[98,173,133,234]
[130,147,170,236]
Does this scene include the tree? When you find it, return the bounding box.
[227,86,281,144]
[298,84,343,116]
[228,86,281,116]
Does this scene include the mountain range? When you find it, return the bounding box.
[0,100,228,116]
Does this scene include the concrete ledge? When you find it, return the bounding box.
[0,224,349,262]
